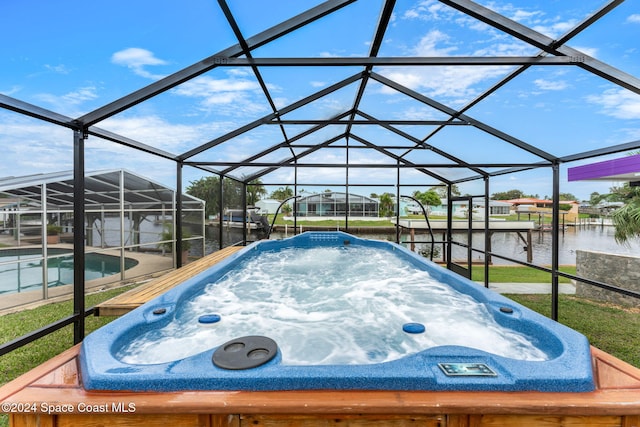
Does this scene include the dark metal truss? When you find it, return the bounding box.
[1,0,640,346]
[4,0,638,186]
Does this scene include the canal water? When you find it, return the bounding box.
[205,224,640,267]
[485,225,640,266]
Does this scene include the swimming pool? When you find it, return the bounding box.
[0,248,139,294]
[80,232,594,392]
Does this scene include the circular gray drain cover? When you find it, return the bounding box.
[212,336,278,370]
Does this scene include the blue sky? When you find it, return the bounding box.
[1,0,640,201]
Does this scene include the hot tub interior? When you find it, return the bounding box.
[80,232,594,393]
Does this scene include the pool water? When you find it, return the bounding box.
[0,248,138,294]
[118,246,547,365]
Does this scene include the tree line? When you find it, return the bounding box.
[185,176,640,243]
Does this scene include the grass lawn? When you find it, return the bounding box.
[507,294,640,369]
[0,285,135,387]
[0,285,136,427]
[471,265,577,284]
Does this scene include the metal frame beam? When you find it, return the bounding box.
[194,56,587,66]
[77,0,357,127]
[263,119,469,125]
[217,0,292,152]
[355,110,487,178]
[349,134,451,184]
[179,72,363,160]
[370,72,558,162]
[0,94,77,129]
[220,111,354,176]
[240,134,347,182]
[419,0,626,158]
[439,0,640,95]
[186,161,547,169]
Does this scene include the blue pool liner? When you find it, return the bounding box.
[80,231,594,392]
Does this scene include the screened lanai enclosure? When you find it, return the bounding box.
[1,0,640,354]
[0,169,205,303]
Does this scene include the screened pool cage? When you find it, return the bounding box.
[0,169,205,301]
[1,0,640,353]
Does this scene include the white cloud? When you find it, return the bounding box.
[533,79,568,91]
[587,88,640,120]
[531,20,578,39]
[111,48,168,79]
[0,109,242,187]
[1,86,22,96]
[176,76,260,95]
[0,113,74,174]
[173,74,268,116]
[377,30,513,103]
[100,115,232,152]
[397,106,442,121]
[33,86,99,115]
[571,46,598,58]
[44,64,70,75]
[482,2,577,39]
[63,86,99,104]
[627,14,640,24]
[403,1,454,22]
[404,1,578,41]
[510,9,543,22]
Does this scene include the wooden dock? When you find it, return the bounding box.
[397,219,536,263]
[1,346,639,426]
[94,245,243,317]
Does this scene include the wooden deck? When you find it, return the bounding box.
[94,245,244,316]
[1,346,640,426]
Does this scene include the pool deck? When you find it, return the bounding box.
[0,246,174,315]
[1,344,639,426]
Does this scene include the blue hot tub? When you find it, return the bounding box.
[80,232,594,392]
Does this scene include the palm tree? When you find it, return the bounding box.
[246,179,267,205]
[270,186,294,201]
[378,193,395,217]
[612,196,640,244]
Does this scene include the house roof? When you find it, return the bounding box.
[505,198,578,205]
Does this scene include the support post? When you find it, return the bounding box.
[242,182,247,244]
[41,184,49,300]
[73,127,86,344]
[218,175,224,250]
[484,176,490,288]
[345,138,349,232]
[395,160,401,244]
[176,162,183,268]
[446,185,453,269]
[119,169,126,280]
[551,163,560,321]
[293,162,298,235]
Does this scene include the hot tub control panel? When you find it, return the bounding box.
[438,363,497,377]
